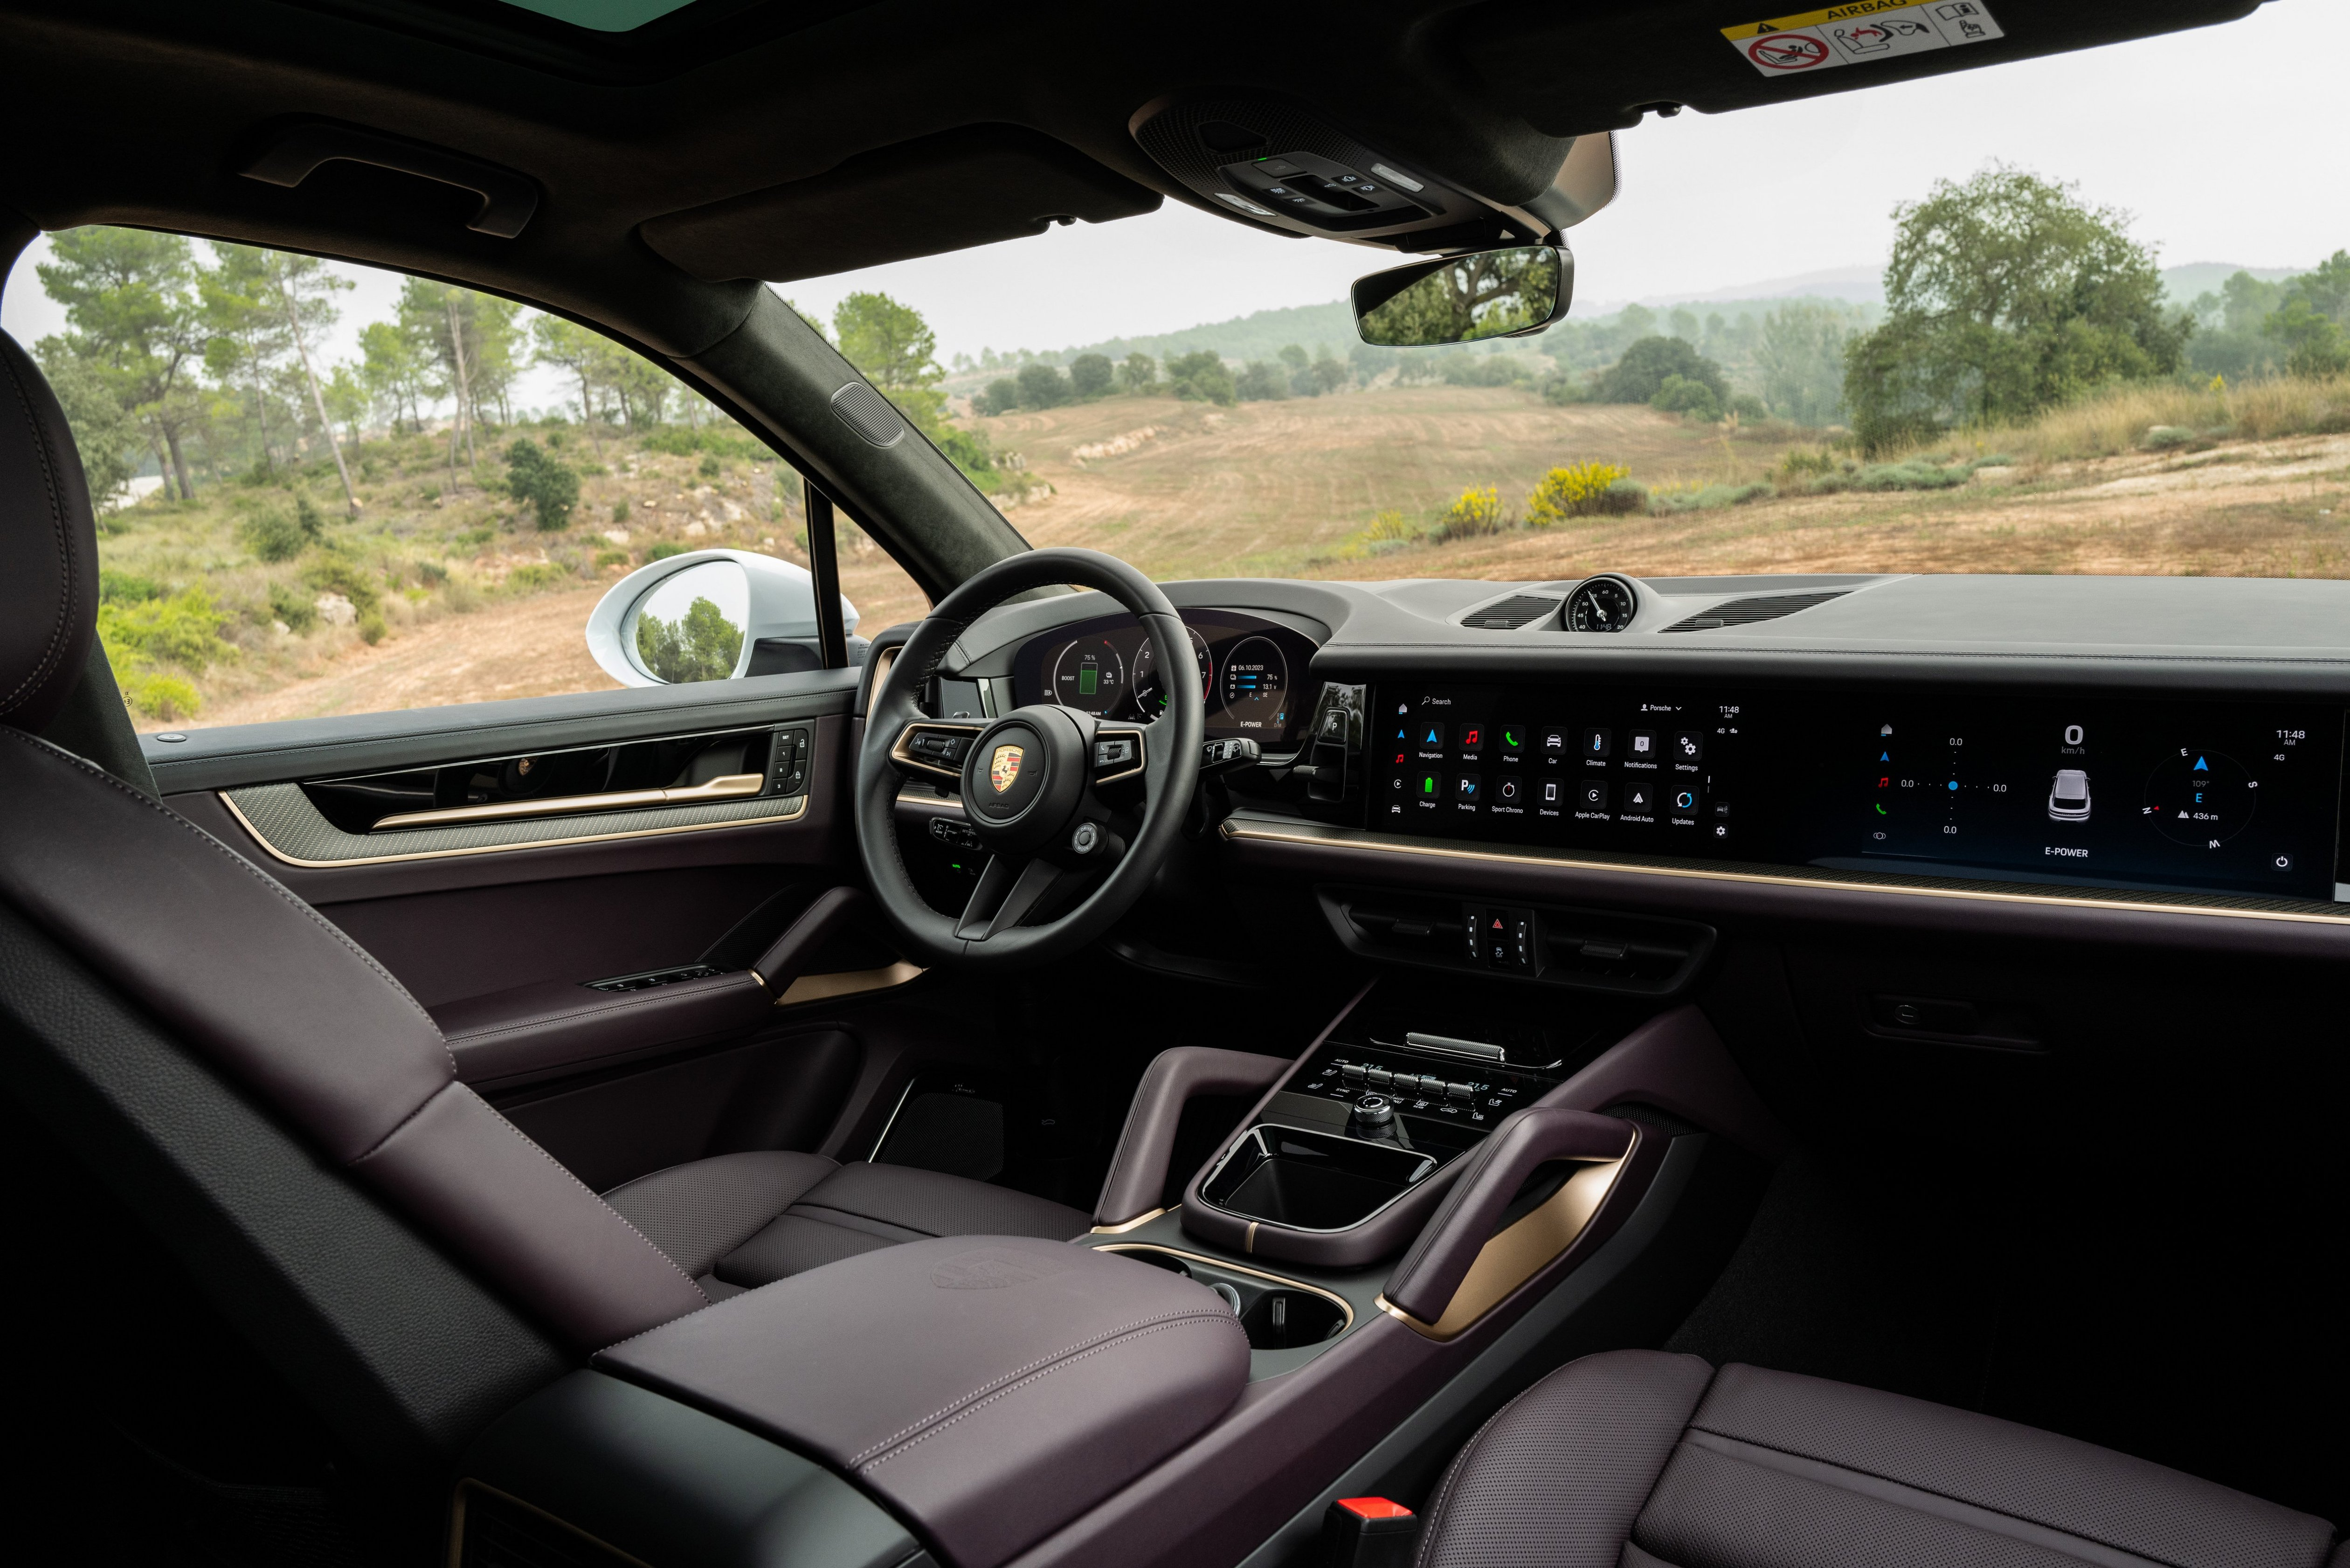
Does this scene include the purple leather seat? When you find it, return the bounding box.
[1415,1350,2339,1568]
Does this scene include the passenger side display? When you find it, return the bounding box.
[1375,685,2343,903]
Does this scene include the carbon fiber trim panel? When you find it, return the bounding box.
[220,781,808,868]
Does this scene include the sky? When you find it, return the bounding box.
[3,0,2338,400]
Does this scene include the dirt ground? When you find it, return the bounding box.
[165,396,2350,730]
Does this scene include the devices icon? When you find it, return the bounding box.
[2048,769,2091,822]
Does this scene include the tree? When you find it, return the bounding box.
[35,352,139,503]
[1597,337,1726,404]
[1754,302,1854,426]
[2260,251,2350,378]
[1236,361,1288,401]
[37,228,210,498]
[1165,351,1235,406]
[835,291,946,429]
[974,378,1020,416]
[1651,373,1723,421]
[1311,346,1348,394]
[199,243,293,475]
[1843,165,2189,450]
[255,247,360,513]
[1015,361,1071,409]
[1115,352,1157,393]
[1069,352,1113,400]
[506,437,580,530]
[530,316,611,452]
[359,320,431,434]
[635,596,742,684]
[322,365,369,446]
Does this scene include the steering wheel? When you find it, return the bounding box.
[857,548,1204,968]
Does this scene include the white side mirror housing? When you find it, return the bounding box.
[586,548,860,688]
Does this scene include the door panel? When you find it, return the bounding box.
[147,669,901,1191]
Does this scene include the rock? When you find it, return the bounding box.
[684,521,708,538]
[1971,466,2018,485]
[602,528,630,545]
[271,620,292,636]
[316,593,357,627]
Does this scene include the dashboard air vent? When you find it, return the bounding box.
[1660,590,1848,633]
[1461,594,1561,630]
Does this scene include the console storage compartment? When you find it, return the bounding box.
[1199,1124,1435,1232]
[593,1235,1249,1568]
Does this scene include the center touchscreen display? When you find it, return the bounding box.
[1375,684,2345,902]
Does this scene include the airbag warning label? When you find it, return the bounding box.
[1723,0,2003,76]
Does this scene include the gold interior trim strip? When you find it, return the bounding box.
[374,772,764,830]
[1090,1207,1171,1235]
[1223,817,2350,929]
[219,789,807,870]
[776,960,925,1007]
[1380,1156,1624,1342]
[1092,1242,1356,1335]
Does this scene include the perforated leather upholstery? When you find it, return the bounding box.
[1417,1351,2339,1568]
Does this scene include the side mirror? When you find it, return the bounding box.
[1352,245,1572,347]
[585,549,860,688]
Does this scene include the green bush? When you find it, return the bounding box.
[1602,477,1649,511]
[594,549,629,569]
[2141,424,2198,450]
[698,452,722,478]
[1165,351,1237,407]
[241,497,323,562]
[99,569,163,604]
[97,587,231,671]
[302,556,382,615]
[1651,373,1725,422]
[505,563,571,593]
[268,581,318,632]
[1600,338,1728,405]
[1236,361,1288,402]
[646,541,686,562]
[505,437,580,530]
[612,499,632,524]
[1016,362,1072,409]
[1524,463,1632,526]
[116,668,201,720]
[639,427,702,456]
[1650,481,1774,514]
[1431,484,1507,542]
[357,610,387,645]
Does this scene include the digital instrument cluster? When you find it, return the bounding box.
[1016,611,1320,747]
[1374,684,2346,903]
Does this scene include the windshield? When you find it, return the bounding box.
[776,0,2340,589]
[1,3,2340,735]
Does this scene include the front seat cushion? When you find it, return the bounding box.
[1416,1350,2336,1568]
[604,1152,1090,1296]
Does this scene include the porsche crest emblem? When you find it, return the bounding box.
[987,744,1025,794]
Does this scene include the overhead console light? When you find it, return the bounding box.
[1130,93,1515,250]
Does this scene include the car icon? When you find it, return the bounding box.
[2048,768,2091,822]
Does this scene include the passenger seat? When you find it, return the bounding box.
[1414,1350,2336,1568]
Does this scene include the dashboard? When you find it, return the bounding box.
[1010,609,1324,750]
[1373,684,2344,902]
[927,572,2350,930]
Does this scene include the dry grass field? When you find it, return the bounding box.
[122,376,2350,731]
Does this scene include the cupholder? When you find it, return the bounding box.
[1100,1245,1351,1351]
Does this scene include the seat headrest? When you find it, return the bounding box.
[0,331,98,732]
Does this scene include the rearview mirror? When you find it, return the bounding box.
[586,549,859,687]
[1351,245,1571,347]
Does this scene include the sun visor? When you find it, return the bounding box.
[1456,0,2268,137]
[638,124,1161,283]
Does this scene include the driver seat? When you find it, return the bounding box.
[0,329,1083,1352]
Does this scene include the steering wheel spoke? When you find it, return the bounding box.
[891,719,983,781]
[955,854,1080,942]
